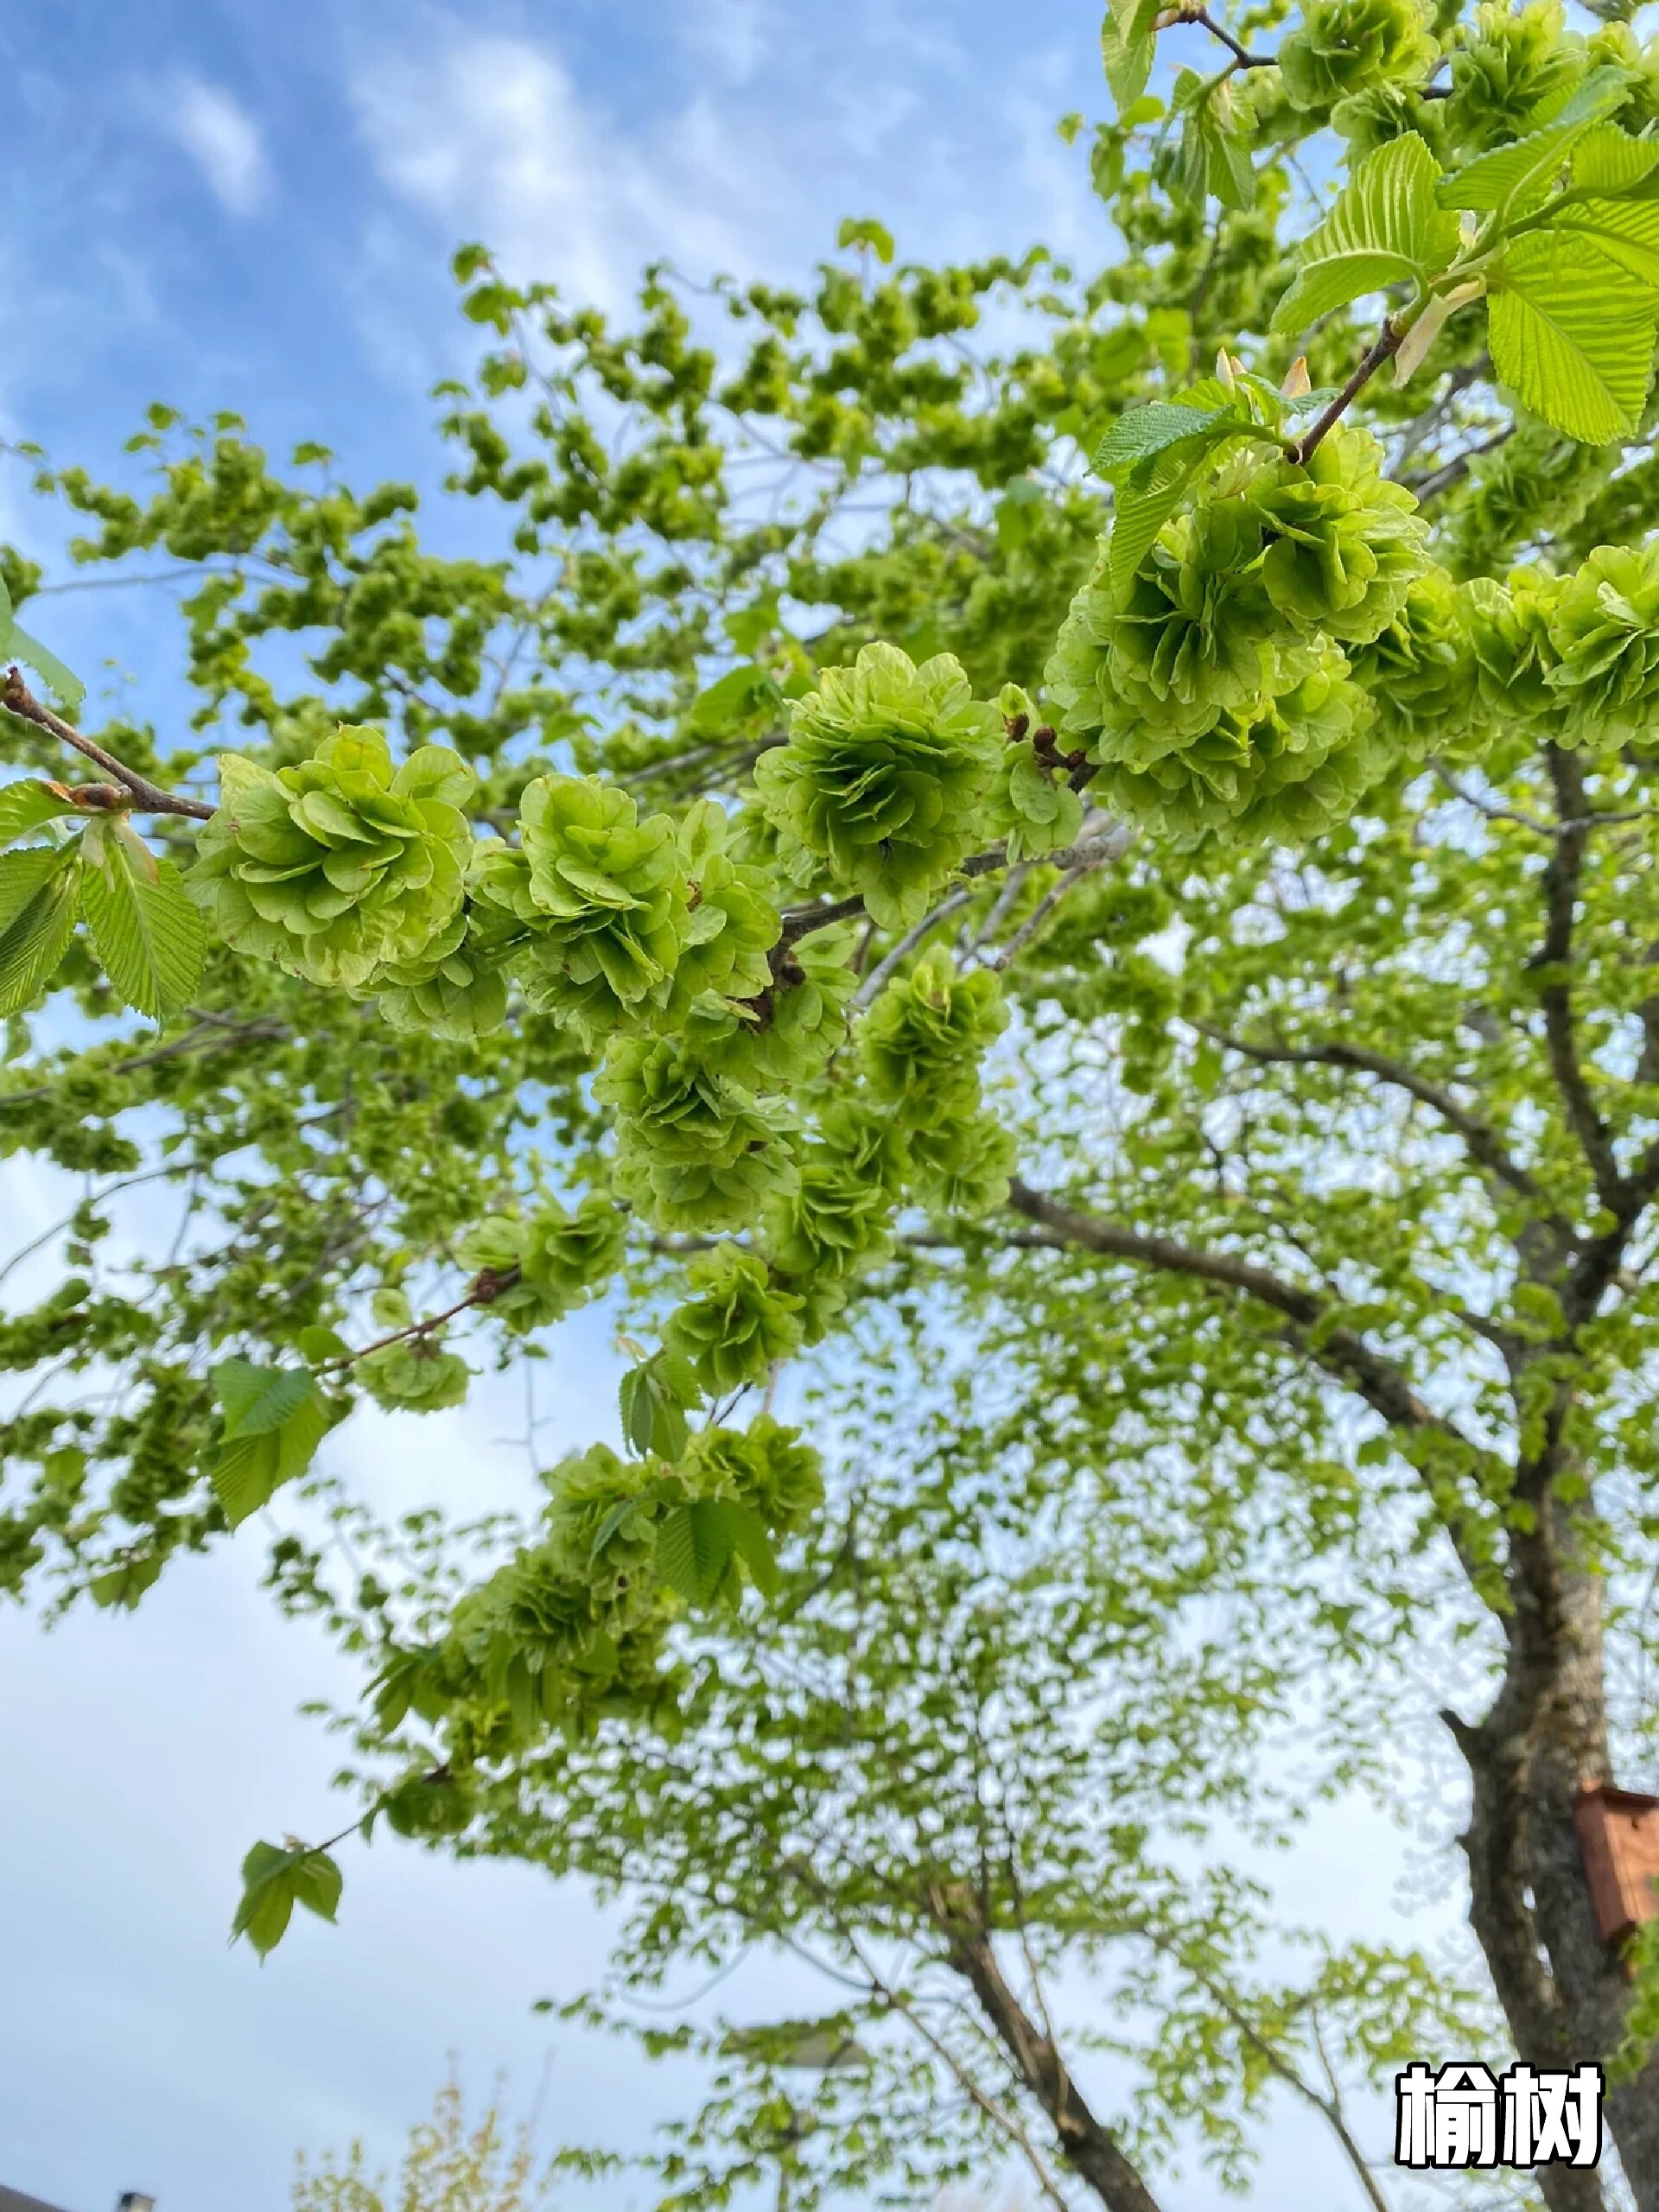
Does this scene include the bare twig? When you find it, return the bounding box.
[1,669,215,820]
[1290,320,1405,467]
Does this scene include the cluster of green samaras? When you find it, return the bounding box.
[363,1415,827,1790]
[188,660,1025,1275]
[1052,423,1659,841]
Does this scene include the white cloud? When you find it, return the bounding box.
[351,32,756,319]
[683,0,768,85]
[164,75,270,216]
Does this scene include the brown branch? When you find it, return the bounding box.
[315,1266,523,1373]
[1191,1017,1567,1225]
[1006,1177,1500,1587]
[1181,6,1274,67]
[1535,747,1623,1216]
[927,1886,1164,2212]
[3,669,216,820]
[1290,319,1405,467]
[777,821,1128,949]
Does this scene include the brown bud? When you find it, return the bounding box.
[1003,711,1030,743]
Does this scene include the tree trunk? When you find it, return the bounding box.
[1456,1493,1659,2209]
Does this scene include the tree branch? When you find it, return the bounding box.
[1290,319,1405,467]
[1190,1017,1567,1225]
[927,1885,1165,2212]
[1535,747,1623,1215]
[1006,1177,1501,1587]
[2,669,216,820]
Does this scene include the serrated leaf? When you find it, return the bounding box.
[1107,427,1248,592]
[1488,233,1657,443]
[79,836,205,1021]
[1093,403,1233,477]
[0,780,74,849]
[1571,122,1659,196]
[1438,66,1630,215]
[0,842,83,1017]
[655,1499,734,1605]
[1551,188,1659,287]
[619,1364,658,1457]
[589,1493,650,1567]
[1272,134,1459,336]
[1100,0,1156,113]
[231,1840,343,1960]
[213,1357,316,1438]
[0,616,86,719]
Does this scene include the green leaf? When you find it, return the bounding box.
[0,579,86,719]
[88,1553,163,1611]
[1488,234,1658,443]
[836,217,895,264]
[0,842,83,1017]
[231,1840,343,1960]
[1570,123,1659,196]
[1108,438,1233,591]
[0,780,75,849]
[1100,0,1157,113]
[296,1324,353,1364]
[619,1363,659,1457]
[1438,66,1630,216]
[1093,403,1234,478]
[589,1493,651,1568]
[1551,168,1659,287]
[209,1362,329,1528]
[79,830,205,1021]
[655,1499,734,1605]
[724,1502,782,1598]
[688,664,783,734]
[1272,134,1459,337]
[213,1358,317,1438]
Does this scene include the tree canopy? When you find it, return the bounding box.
[12,0,1659,2201]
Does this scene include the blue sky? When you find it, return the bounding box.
[1,6,1468,2209]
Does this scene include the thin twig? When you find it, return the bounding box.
[1291,320,1405,467]
[853,887,978,1010]
[1,669,215,820]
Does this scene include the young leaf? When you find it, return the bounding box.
[836,217,895,264]
[655,1499,735,1605]
[1437,67,1630,216]
[1272,133,1460,336]
[231,1840,343,1960]
[0,842,83,1017]
[1093,402,1234,476]
[1100,0,1159,114]
[213,1357,317,1438]
[688,664,783,734]
[0,780,75,849]
[79,830,206,1021]
[1487,234,1657,443]
[1550,187,1659,289]
[209,1362,330,1528]
[724,1502,782,1598]
[0,579,86,720]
